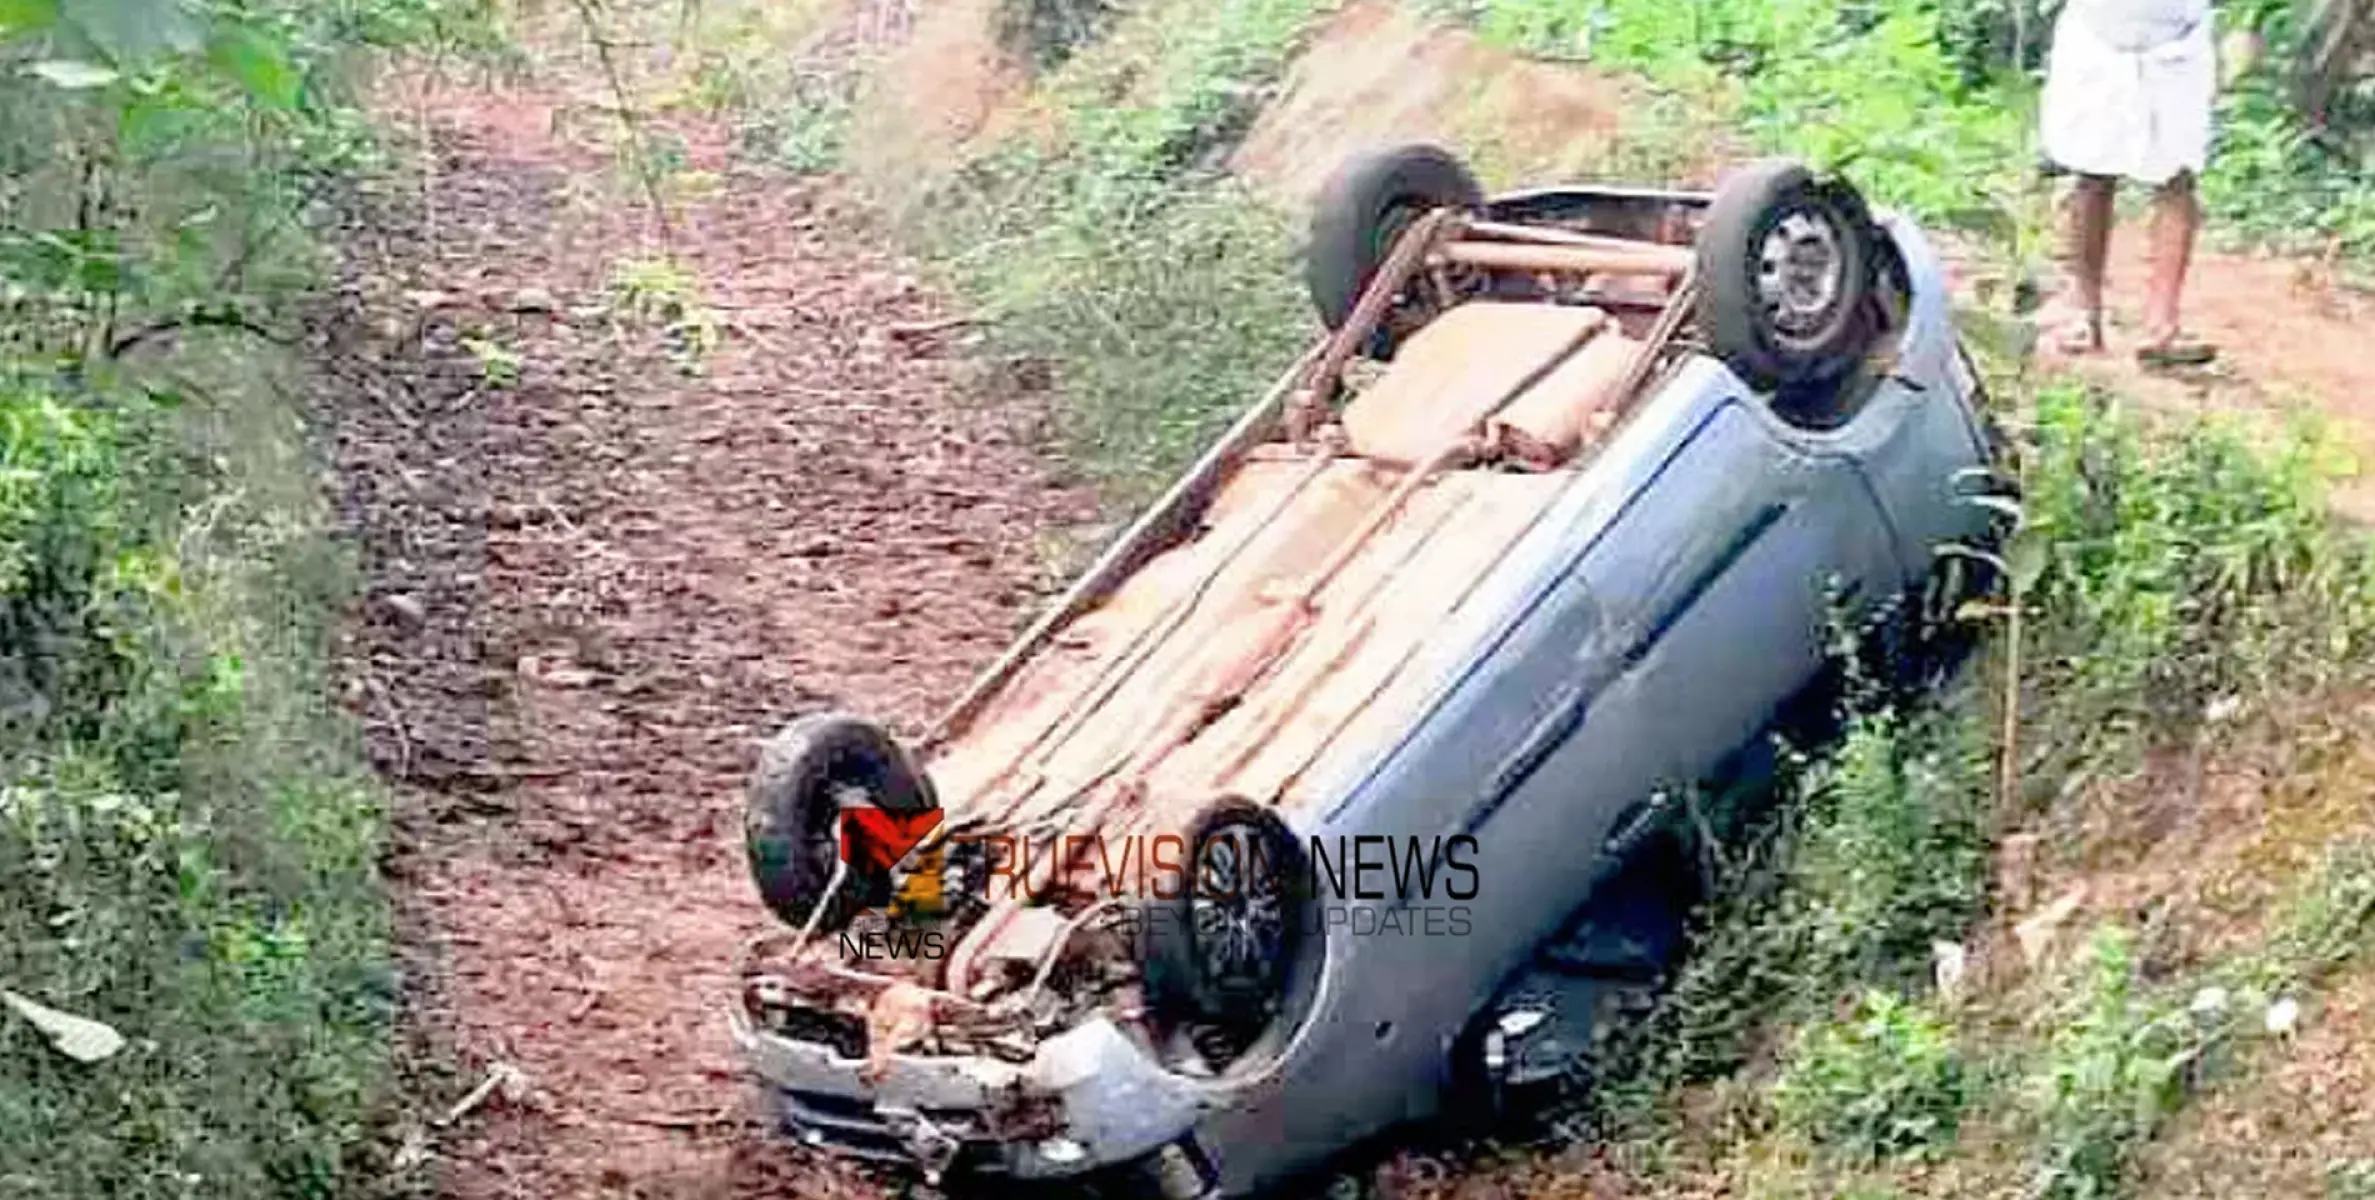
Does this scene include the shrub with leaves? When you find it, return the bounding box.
[0,1,492,1195]
[1773,990,1968,1163]
[2016,382,2375,786]
[1612,703,1991,1103]
[2025,928,2211,1200]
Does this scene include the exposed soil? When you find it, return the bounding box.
[1231,0,1687,207]
[324,66,1093,1199]
[1999,224,2375,524]
[841,0,1031,212]
[2138,959,2375,1196]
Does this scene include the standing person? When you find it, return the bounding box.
[2039,0,2221,366]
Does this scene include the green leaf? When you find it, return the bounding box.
[206,24,300,109]
[25,58,118,88]
[62,0,203,63]
[3,989,127,1063]
[0,0,59,35]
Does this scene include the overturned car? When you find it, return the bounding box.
[729,149,2011,1196]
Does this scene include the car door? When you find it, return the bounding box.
[1561,373,1907,799]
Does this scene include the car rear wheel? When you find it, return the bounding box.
[1695,158,1882,395]
[745,713,937,932]
[1305,144,1485,359]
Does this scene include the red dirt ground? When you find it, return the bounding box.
[2016,226,2375,523]
[325,71,1094,1199]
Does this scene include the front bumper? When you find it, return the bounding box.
[728,1004,1209,1181]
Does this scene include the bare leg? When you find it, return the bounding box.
[2051,174,2115,353]
[2141,171,2201,347]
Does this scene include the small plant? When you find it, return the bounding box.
[2025,927,2210,1200]
[2015,382,2375,788]
[995,0,1128,70]
[2329,1157,2375,1200]
[603,255,722,375]
[773,85,851,175]
[1773,990,1969,1163]
[463,333,524,387]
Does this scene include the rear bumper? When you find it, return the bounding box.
[729,1005,1208,1181]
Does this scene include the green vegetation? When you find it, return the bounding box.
[1772,990,1968,1163]
[2016,838,2375,1199]
[1579,376,2375,1195]
[2022,928,2209,1199]
[0,0,489,1194]
[2017,383,2375,783]
[1440,0,2375,262]
[1615,705,1993,1106]
[758,2,2375,1192]
[867,0,1333,498]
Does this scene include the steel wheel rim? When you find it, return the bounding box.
[1757,207,1846,345]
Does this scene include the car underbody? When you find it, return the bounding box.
[729,152,2006,1194]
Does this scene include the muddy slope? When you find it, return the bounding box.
[325,76,1092,1198]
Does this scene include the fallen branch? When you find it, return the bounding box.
[609,1106,737,1130]
[886,316,974,339]
[107,306,292,359]
[437,1062,527,1128]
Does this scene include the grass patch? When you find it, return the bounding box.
[1772,990,1969,1164]
[1438,0,2375,266]
[0,1,489,1194]
[875,0,1336,499]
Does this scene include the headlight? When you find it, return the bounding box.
[1035,1136,1090,1167]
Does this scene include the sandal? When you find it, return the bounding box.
[2136,335,2217,369]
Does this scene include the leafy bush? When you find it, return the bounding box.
[1623,705,1991,1098]
[995,0,1128,70]
[892,0,1330,495]
[2015,382,2375,785]
[2025,928,2210,1200]
[2202,76,2375,260]
[1446,0,2375,265]
[1440,0,2033,225]
[0,1,488,1194]
[1773,990,1968,1163]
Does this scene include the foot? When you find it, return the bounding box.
[2044,309,2105,356]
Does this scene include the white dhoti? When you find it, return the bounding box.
[2040,10,2217,185]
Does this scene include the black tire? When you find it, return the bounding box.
[745,713,937,932]
[1142,799,1311,1030]
[1695,159,1882,393]
[1305,144,1484,356]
